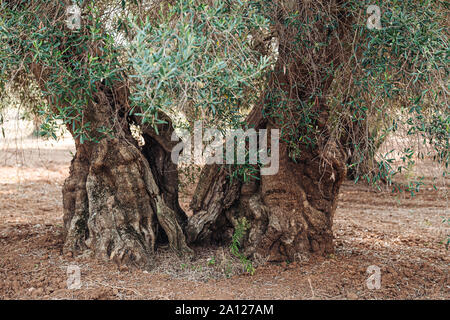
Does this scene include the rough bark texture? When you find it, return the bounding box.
[186,0,350,262]
[27,66,193,269]
[186,164,241,244]
[254,133,346,261]
[11,0,191,269]
[60,89,192,269]
[186,121,346,262]
[62,142,90,253]
[22,0,353,269]
[82,138,159,268]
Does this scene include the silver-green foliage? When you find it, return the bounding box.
[128,0,272,130]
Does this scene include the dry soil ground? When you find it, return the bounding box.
[0,112,448,300]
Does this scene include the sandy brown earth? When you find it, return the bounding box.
[0,123,448,300]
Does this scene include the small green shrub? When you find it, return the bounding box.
[230,217,255,276]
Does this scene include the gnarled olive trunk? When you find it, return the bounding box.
[59,83,192,270]
[186,0,350,261]
[186,120,346,262]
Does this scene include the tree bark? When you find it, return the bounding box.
[23,0,352,268]
[29,74,192,269]
[186,0,350,261]
[186,119,346,262]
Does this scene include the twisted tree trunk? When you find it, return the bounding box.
[186,115,346,262]
[29,58,192,269]
[60,84,192,270]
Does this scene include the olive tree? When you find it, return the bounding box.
[0,0,447,268]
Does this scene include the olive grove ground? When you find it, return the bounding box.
[0,110,448,299]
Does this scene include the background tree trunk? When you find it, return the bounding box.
[340,115,388,182]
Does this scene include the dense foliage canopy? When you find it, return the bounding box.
[0,0,448,192]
